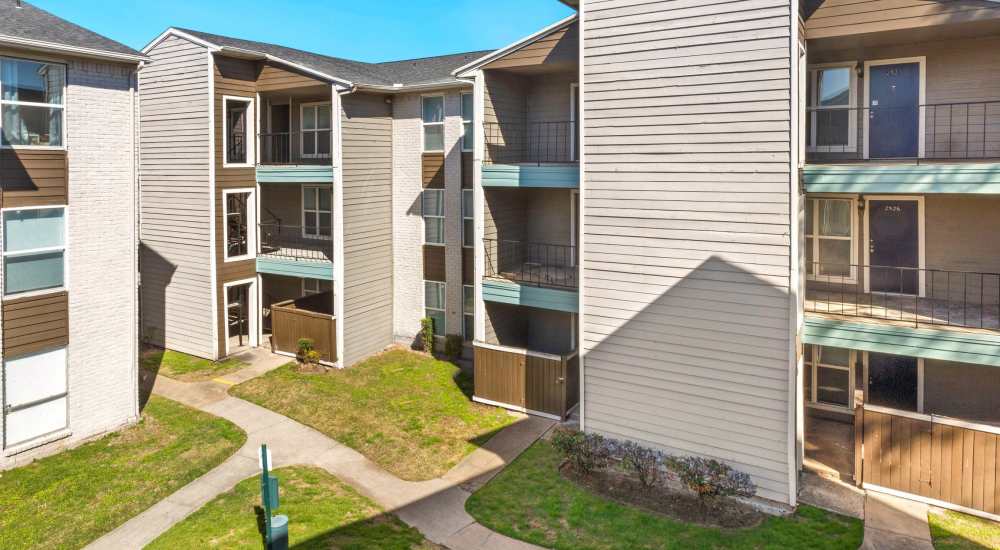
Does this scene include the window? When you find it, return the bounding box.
[301,103,331,159]
[805,345,854,411]
[302,278,333,296]
[462,189,473,248]
[424,280,446,336]
[422,189,444,245]
[422,95,444,152]
[461,92,473,152]
[805,197,856,282]
[2,207,65,296]
[3,346,68,447]
[302,185,332,239]
[807,65,857,152]
[223,97,253,166]
[224,190,254,261]
[1,57,65,148]
[463,285,474,341]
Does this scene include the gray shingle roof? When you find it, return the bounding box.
[176,28,490,88]
[0,0,142,59]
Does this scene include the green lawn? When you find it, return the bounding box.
[142,347,247,381]
[0,396,246,550]
[230,348,516,480]
[466,440,864,550]
[929,509,1000,549]
[147,466,439,549]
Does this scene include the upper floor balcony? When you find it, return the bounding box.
[253,89,335,184]
[482,120,579,188]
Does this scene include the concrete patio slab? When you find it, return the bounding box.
[861,491,934,550]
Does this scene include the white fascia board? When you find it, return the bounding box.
[0,34,147,63]
[453,13,577,77]
[354,80,472,93]
[140,28,219,54]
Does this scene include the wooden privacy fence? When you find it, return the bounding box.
[270,292,336,362]
[858,404,1000,520]
[473,342,579,419]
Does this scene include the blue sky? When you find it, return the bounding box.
[30,0,574,62]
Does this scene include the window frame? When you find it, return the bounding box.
[805,196,858,285]
[0,56,68,151]
[299,101,332,160]
[222,95,254,168]
[460,92,473,152]
[424,280,446,336]
[3,345,70,449]
[462,189,474,249]
[301,278,331,296]
[463,284,474,341]
[1,205,68,298]
[422,188,445,246]
[806,63,858,154]
[862,351,925,414]
[301,184,333,241]
[222,188,256,262]
[805,345,856,413]
[421,94,445,153]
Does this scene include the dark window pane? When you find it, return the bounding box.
[226,100,248,164]
[817,367,850,407]
[868,353,918,412]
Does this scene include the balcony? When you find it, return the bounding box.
[805,262,1000,332]
[256,131,334,184]
[483,239,577,313]
[256,223,333,280]
[482,121,579,188]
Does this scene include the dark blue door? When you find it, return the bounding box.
[869,63,920,158]
[869,200,919,294]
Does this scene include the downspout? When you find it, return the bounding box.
[132,62,142,421]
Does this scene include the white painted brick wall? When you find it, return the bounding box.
[1,59,138,469]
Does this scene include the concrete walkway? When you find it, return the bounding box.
[88,355,552,549]
[860,491,934,550]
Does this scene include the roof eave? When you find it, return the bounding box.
[0,33,146,63]
[354,79,473,93]
[453,13,577,77]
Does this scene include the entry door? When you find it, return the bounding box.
[868,199,919,294]
[867,353,919,412]
[868,63,920,158]
[226,283,255,352]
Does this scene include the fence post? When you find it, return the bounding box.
[854,403,864,487]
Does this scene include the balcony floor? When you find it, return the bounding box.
[806,288,1000,332]
[493,261,577,289]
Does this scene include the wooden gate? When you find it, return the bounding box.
[857,404,1000,519]
[473,343,579,419]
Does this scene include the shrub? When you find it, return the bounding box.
[420,318,435,354]
[444,334,464,359]
[304,350,322,365]
[665,455,756,499]
[296,338,316,364]
[550,428,611,475]
[616,440,665,488]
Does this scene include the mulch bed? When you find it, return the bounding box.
[560,462,764,529]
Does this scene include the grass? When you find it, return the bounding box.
[466,440,865,550]
[147,466,439,549]
[142,347,247,382]
[929,508,1000,549]
[230,348,516,480]
[0,396,246,550]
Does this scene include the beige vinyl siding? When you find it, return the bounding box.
[806,0,1000,39]
[341,92,394,366]
[139,34,216,358]
[582,0,795,503]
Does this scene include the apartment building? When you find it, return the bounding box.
[138,28,483,367]
[0,0,143,467]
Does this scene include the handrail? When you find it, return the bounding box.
[484,238,578,289]
[258,223,333,262]
[483,120,578,165]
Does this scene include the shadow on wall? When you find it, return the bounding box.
[582,254,794,501]
[138,242,177,410]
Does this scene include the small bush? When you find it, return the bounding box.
[296,338,316,364]
[616,440,665,488]
[444,334,464,359]
[304,350,322,365]
[665,455,756,499]
[420,318,435,354]
[550,428,611,475]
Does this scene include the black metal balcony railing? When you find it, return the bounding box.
[806,101,1000,162]
[258,132,333,165]
[483,121,578,165]
[258,223,333,263]
[484,238,578,289]
[806,262,1000,330]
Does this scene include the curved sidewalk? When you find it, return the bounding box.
[86,357,551,550]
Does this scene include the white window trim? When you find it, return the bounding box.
[1,205,68,298]
[862,195,926,296]
[223,277,258,356]
[299,101,332,160]
[0,56,67,151]
[301,278,330,296]
[463,284,474,340]
[807,62,858,154]
[222,188,256,262]
[460,92,473,152]
[805,196,858,285]
[422,188,445,246]
[569,82,579,161]
[301,185,333,241]
[863,57,927,160]
[805,345,856,414]
[424,280,446,335]
[222,95,254,168]
[462,189,473,249]
[862,352,924,414]
[421,94,445,153]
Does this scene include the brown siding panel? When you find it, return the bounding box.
[0,149,68,207]
[461,151,473,189]
[422,152,444,188]
[3,291,69,357]
[424,245,446,282]
[463,248,474,285]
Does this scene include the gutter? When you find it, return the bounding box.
[0,34,147,63]
[354,80,472,94]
